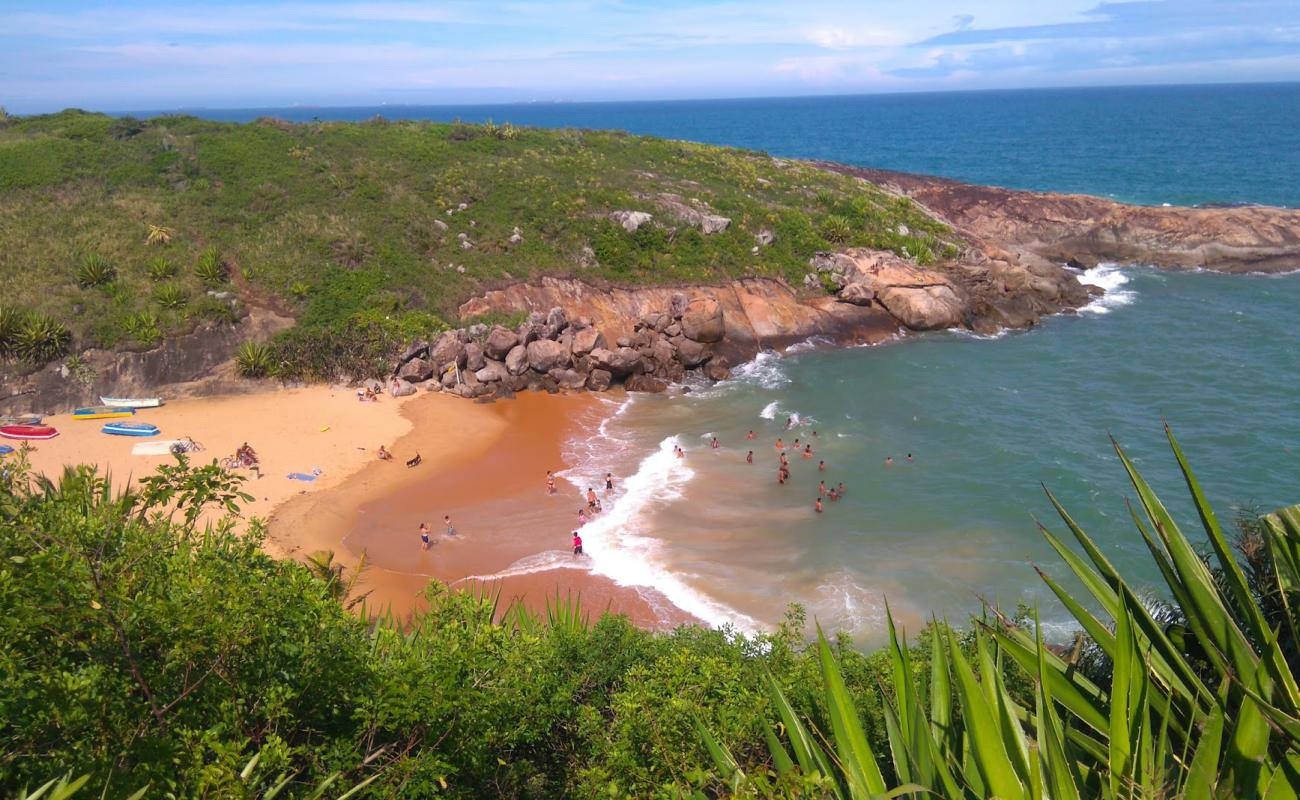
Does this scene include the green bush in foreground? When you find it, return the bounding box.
[2,430,1295,797]
[0,304,25,359]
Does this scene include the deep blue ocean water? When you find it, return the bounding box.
[156,83,1300,207]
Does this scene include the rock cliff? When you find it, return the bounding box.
[821,164,1300,274]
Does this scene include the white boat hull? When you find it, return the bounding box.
[100,397,163,408]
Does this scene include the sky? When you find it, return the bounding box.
[2,0,1299,113]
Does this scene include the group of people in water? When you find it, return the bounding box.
[567,472,616,555]
[417,514,457,550]
[744,419,845,512]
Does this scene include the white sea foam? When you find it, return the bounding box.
[726,350,790,390]
[456,550,592,582]
[785,335,834,353]
[1078,264,1136,314]
[759,401,780,420]
[565,432,764,631]
[812,570,887,633]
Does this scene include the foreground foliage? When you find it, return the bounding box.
[2,427,1296,798]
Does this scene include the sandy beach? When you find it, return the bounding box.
[13,383,695,628]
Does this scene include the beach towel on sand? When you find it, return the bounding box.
[287,467,323,482]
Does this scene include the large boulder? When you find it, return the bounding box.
[703,358,731,382]
[837,283,876,306]
[680,296,725,342]
[464,341,486,371]
[484,326,519,360]
[570,326,606,358]
[505,344,529,375]
[586,368,613,392]
[475,360,508,383]
[590,346,642,377]
[526,339,570,373]
[877,285,966,330]
[610,210,653,232]
[398,340,429,364]
[429,330,467,370]
[397,357,434,383]
[625,374,668,393]
[672,337,710,368]
[549,368,587,390]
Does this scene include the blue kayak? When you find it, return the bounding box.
[102,422,160,437]
[0,445,14,455]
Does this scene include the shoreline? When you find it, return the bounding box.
[267,389,701,628]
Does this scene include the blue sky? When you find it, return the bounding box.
[2,0,1298,113]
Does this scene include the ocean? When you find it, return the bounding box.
[174,85,1300,640]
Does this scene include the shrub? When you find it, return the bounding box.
[124,311,161,347]
[75,253,116,288]
[192,295,239,325]
[819,214,854,244]
[146,256,177,281]
[0,304,26,359]
[152,283,188,309]
[195,246,226,285]
[235,340,274,378]
[14,313,71,362]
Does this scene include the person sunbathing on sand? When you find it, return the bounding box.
[406,453,422,468]
[377,445,393,461]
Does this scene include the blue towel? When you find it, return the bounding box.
[287,472,317,482]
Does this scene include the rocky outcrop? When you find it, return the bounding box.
[821,164,1300,274]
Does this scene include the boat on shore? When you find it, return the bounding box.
[0,415,43,427]
[102,422,160,437]
[73,406,135,420]
[1,424,59,441]
[100,396,164,409]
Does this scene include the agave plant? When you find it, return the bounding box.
[0,304,27,359]
[145,224,173,246]
[819,214,854,244]
[145,256,177,282]
[701,427,1300,798]
[195,246,227,285]
[124,311,162,347]
[75,253,116,288]
[152,283,188,309]
[14,313,71,363]
[235,340,274,378]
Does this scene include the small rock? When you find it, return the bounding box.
[457,202,468,211]
[755,229,775,246]
[610,210,653,233]
[433,219,449,232]
[837,283,876,306]
[460,240,473,250]
[570,326,606,358]
[508,233,523,245]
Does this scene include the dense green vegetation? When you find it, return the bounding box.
[0,110,953,375]
[2,429,1297,798]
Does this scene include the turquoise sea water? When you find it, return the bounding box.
[163,83,1300,207]
[161,85,1300,638]
[556,267,1300,640]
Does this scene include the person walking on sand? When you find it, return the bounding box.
[815,497,823,513]
[746,450,753,464]
[444,515,456,537]
[419,522,431,550]
[572,531,584,557]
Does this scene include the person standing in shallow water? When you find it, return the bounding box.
[444,515,456,536]
[546,471,556,494]
[819,480,827,497]
[815,497,823,513]
[572,531,583,557]
[605,472,614,493]
[746,450,753,464]
[419,523,430,550]
[711,436,719,449]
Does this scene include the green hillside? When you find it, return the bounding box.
[0,110,952,368]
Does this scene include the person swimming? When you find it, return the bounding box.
[885,456,895,466]
[828,488,839,500]
[775,438,784,450]
[837,482,846,497]
[906,453,913,462]
[746,430,755,440]
[577,508,588,526]
[818,460,826,472]
[710,436,719,449]
[802,444,813,459]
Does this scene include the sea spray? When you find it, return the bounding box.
[1078,264,1136,314]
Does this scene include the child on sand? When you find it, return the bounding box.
[572,532,584,557]
[377,445,393,461]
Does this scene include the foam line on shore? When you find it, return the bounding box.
[1078,264,1136,314]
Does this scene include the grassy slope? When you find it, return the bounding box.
[0,109,952,355]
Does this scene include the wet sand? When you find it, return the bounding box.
[268,390,699,628]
